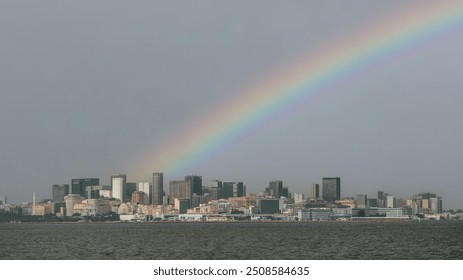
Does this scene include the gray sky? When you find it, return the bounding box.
[1,1,462,209]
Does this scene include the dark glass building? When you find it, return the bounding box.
[322,177,341,203]
[152,172,164,205]
[71,178,99,198]
[52,184,69,202]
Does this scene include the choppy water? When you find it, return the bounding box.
[0,221,462,260]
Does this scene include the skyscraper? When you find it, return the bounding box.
[169,180,193,205]
[152,172,164,205]
[322,177,341,203]
[137,182,151,204]
[266,180,283,198]
[111,174,127,202]
[126,182,137,201]
[185,175,202,195]
[311,183,320,200]
[71,178,99,198]
[52,184,69,202]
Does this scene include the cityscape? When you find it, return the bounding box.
[1,172,461,223]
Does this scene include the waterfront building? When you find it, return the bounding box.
[331,207,352,219]
[52,184,69,202]
[298,208,331,221]
[257,198,280,214]
[322,177,341,202]
[152,173,164,205]
[111,174,127,202]
[351,208,408,219]
[71,178,99,198]
[336,197,356,208]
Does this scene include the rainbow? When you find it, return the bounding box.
[137,1,463,177]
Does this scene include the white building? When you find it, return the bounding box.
[387,195,396,208]
[137,182,151,205]
[111,174,126,202]
[294,193,305,205]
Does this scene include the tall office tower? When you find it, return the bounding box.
[386,195,396,208]
[209,179,224,200]
[266,180,283,198]
[185,175,202,195]
[222,182,234,198]
[322,177,341,203]
[152,172,164,205]
[169,180,193,206]
[137,182,151,204]
[52,184,69,202]
[311,183,320,200]
[71,178,99,198]
[377,190,386,207]
[378,191,384,200]
[224,182,245,197]
[356,194,368,208]
[111,174,127,202]
[126,182,137,201]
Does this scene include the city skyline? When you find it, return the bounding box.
[1,1,462,209]
[0,171,456,212]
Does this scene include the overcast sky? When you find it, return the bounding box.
[1,1,462,209]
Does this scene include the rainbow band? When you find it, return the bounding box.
[143,1,463,176]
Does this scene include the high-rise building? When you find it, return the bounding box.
[208,179,224,200]
[126,182,137,201]
[356,194,368,208]
[169,180,193,205]
[137,182,151,204]
[152,173,164,205]
[111,174,127,202]
[322,177,341,203]
[71,178,99,198]
[52,184,69,202]
[386,195,396,208]
[185,175,202,195]
[85,185,111,199]
[266,180,283,198]
[311,183,320,200]
[224,182,245,197]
